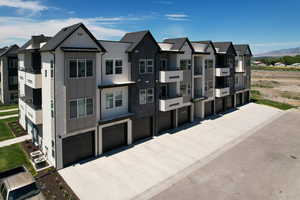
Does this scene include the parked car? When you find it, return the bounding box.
[0,166,45,200]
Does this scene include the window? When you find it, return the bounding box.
[180,59,191,70]
[180,82,187,96]
[50,60,54,78]
[106,60,113,75]
[51,100,54,118]
[70,98,93,119]
[105,93,114,109]
[86,98,93,115]
[115,91,123,107]
[139,60,146,74]
[78,60,86,77]
[205,59,213,68]
[69,100,77,119]
[139,89,147,104]
[45,70,47,77]
[69,60,77,78]
[147,88,154,103]
[69,59,93,78]
[115,60,123,74]
[139,59,153,74]
[160,59,168,70]
[86,60,93,77]
[147,60,154,73]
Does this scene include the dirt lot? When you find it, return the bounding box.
[252,70,300,107]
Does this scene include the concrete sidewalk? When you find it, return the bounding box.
[0,114,18,119]
[0,108,18,113]
[59,103,283,200]
[0,135,30,148]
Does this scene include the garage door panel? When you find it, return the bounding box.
[103,123,127,153]
[226,95,234,109]
[63,131,95,167]
[205,101,214,117]
[244,91,250,104]
[216,98,224,113]
[159,111,173,132]
[133,117,152,142]
[178,107,190,126]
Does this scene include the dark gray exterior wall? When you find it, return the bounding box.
[127,33,160,136]
[64,52,97,133]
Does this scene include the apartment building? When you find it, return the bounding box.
[0,45,19,104]
[213,42,237,113]
[18,22,252,169]
[18,35,51,148]
[157,38,194,133]
[234,44,252,106]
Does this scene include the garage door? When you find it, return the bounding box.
[132,117,153,142]
[159,111,173,132]
[62,131,95,167]
[236,93,242,106]
[204,101,214,117]
[215,98,224,113]
[103,123,127,153]
[226,95,234,110]
[244,91,250,104]
[178,107,190,126]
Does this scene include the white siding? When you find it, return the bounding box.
[101,86,128,119]
[61,27,99,48]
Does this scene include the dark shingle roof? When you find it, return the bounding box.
[40,23,106,52]
[163,38,195,52]
[0,45,19,57]
[120,30,150,52]
[234,44,253,56]
[213,42,233,53]
[191,40,217,54]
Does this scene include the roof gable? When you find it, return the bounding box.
[191,40,217,54]
[40,23,106,52]
[120,30,159,52]
[213,42,237,55]
[234,44,253,56]
[0,44,19,57]
[163,38,194,52]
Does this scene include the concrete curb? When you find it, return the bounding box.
[133,110,286,200]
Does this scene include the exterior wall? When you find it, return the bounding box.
[101,86,129,119]
[99,41,131,85]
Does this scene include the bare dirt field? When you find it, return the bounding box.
[252,70,300,107]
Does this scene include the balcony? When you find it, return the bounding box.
[235,60,245,73]
[19,97,42,124]
[159,70,183,83]
[159,96,183,112]
[215,68,230,77]
[22,71,42,89]
[215,87,230,98]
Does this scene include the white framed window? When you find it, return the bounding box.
[105,93,114,109]
[180,82,187,96]
[69,97,93,119]
[139,59,154,74]
[115,91,123,107]
[105,60,113,75]
[160,59,168,70]
[69,59,93,78]
[139,89,147,104]
[147,88,154,103]
[115,60,123,74]
[180,59,192,70]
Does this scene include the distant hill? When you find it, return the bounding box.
[255,47,300,57]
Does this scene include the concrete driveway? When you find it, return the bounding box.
[59,103,283,200]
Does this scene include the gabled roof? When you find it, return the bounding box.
[213,42,237,55]
[163,37,194,52]
[191,40,217,54]
[234,44,253,56]
[40,23,106,52]
[0,44,19,57]
[120,30,159,52]
[18,35,51,52]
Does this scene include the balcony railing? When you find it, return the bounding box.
[215,87,230,98]
[19,97,42,124]
[159,70,183,83]
[215,68,230,77]
[18,67,41,74]
[159,95,183,112]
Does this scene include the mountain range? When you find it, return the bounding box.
[255,47,300,57]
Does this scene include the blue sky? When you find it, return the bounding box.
[0,0,300,54]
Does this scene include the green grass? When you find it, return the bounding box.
[251,90,296,110]
[251,80,279,88]
[0,104,18,110]
[0,110,18,117]
[0,144,35,175]
[0,117,18,142]
[252,65,300,72]
[280,91,300,101]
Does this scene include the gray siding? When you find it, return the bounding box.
[64,52,97,133]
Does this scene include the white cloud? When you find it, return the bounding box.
[0,17,128,46]
[165,14,189,21]
[0,0,47,12]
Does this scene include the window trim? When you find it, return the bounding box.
[68,59,94,79]
[69,97,94,119]
[105,58,124,75]
[139,59,154,74]
[139,89,147,104]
